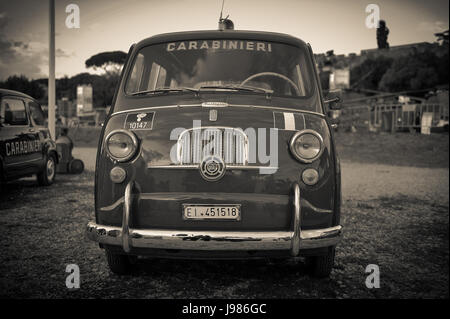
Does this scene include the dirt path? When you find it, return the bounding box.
[342,161,449,204]
[0,147,446,298]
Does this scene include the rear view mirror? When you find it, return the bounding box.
[324,90,342,110]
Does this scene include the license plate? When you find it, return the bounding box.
[182,204,241,220]
[124,112,155,130]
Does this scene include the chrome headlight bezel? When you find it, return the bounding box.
[105,129,139,162]
[289,129,324,163]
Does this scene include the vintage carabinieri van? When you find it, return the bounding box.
[86,28,343,277]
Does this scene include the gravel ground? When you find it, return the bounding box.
[1,139,448,298]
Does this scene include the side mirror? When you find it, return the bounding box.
[324,90,342,110]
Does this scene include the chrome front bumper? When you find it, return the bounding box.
[86,182,342,256]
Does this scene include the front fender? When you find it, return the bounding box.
[44,139,58,163]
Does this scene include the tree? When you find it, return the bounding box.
[378,49,443,92]
[0,75,45,99]
[350,56,393,90]
[434,30,449,45]
[59,72,117,107]
[85,51,127,77]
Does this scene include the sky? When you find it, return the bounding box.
[0,0,448,80]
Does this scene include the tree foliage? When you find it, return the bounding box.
[85,51,127,76]
[2,73,119,107]
[350,56,393,90]
[0,75,45,99]
[378,49,448,92]
[54,73,118,107]
[350,48,449,93]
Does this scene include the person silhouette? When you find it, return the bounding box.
[377,20,390,49]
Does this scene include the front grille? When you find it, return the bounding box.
[177,127,248,165]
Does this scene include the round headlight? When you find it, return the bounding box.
[105,130,138,162]
[290,130,324,163]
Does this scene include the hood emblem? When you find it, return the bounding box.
[202,102,228,108]
[199,156,226,181]
[209,109,218,122]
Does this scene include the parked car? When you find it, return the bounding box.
[86,28,343,277]
[0,89,57,186]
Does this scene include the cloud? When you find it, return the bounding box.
[56,48,72,58]
[417,20,448,33]
[0,14,47,80]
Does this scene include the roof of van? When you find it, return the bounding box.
[134,30,308,49]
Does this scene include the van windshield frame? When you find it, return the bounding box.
[124,39,318,108]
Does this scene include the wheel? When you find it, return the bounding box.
[68,159,84,174]
[306,246,335,278]
[37,154,56,186]
[105,250,131,275]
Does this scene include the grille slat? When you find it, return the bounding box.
[178,127,247,165]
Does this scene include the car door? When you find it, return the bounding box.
[26,98,47,164]
[0,96,42,179]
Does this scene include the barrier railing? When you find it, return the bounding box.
[338,104,448,132]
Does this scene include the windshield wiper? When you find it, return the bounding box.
[198,85,273,95]
[130,87,199,96]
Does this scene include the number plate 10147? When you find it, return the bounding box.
[182,205,241,220]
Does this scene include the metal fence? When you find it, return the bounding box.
[338,104,448,132]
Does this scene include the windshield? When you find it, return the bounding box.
[125,39,315,102]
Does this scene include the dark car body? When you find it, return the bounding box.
[87,30,342,277]
[0,89,57,185]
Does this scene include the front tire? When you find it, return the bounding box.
[37,154,56,186]
[306,246,335,278]
[105,250,131,275]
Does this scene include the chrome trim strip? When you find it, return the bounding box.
[147,164,278,170]
[100,192,288,212]
[147,164,198,169]
[226,104,325,117]
[302,199,333,214]
[7,158,42,166]
[110,104,325,117]
[291,183,301,256]
[227,165,279,170]
[111,105,179,116]
[202,102,229,107]
[99,197,124,211]
[98,192,329,214]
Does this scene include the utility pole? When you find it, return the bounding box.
[48,0,56,139]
